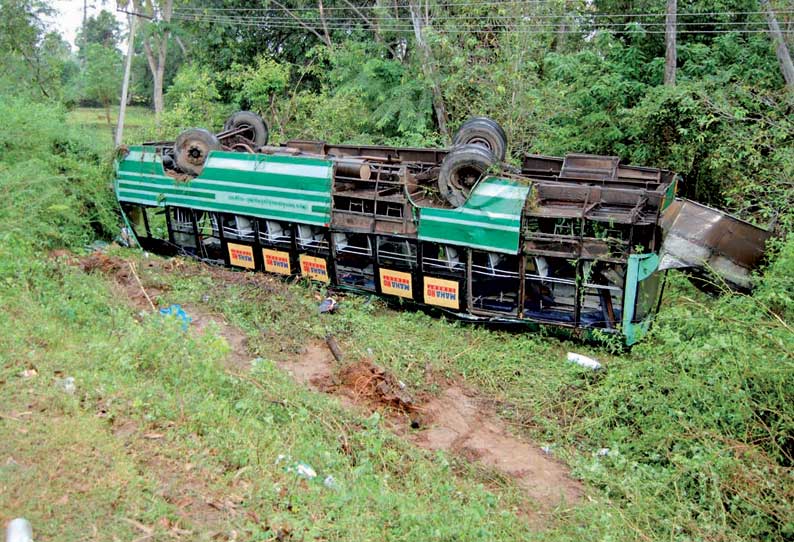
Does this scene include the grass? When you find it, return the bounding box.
[67,106,159,153]
[1,100,793,541]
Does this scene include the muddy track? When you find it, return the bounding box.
[73,251,584,525]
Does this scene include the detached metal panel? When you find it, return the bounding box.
[418,177,530,254]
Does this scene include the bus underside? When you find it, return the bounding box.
[115,116,772,345]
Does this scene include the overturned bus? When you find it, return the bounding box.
[114,113,772,345]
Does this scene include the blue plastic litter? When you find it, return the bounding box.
[159,304,192,330]
[318,297,337,314]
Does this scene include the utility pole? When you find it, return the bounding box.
[80,0,88,64]
[760,0,794,89]
[115,13,137,147]
[664,0,677,86]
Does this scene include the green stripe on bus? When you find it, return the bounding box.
[118,182,216,200]
[117,175,331,203]
[117,192,330,225]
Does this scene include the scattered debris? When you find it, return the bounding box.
[323,475,338,490]
[160,304,192,330]
[19,368,37,379]
[324,334,344,362]
[566,352,602,370]
[293,462,317,479]
[596,448,611,457]
[55,376,76,394]
[318,297,337,314]
[541,446,553,455]
[117,227,134,247]
[5,518,33,542]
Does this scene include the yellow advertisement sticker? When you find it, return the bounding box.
[379,268,413,298]
[423,276,460,309]
[299,254,330,283]
[263,249,291,275]
[228,242,255,269]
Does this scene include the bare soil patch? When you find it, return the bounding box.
[71,250,584,523]
[278,341,584,516]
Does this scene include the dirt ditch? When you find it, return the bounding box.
[69,251,584,524]
[278,341,583,515]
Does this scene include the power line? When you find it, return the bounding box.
[172,7,794,25]
[171,11,794,24]
[170,13,785,28]
[174,2,794,16]
[168,12,786,34]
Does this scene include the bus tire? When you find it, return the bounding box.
[452,117,507,161]
[438,144,497,207]
[223,110,269,146]
[174,128,221,176]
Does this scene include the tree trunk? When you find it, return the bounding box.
[318,0,332,48]
[664,0,677,86]
[408,0,450,142]
[139,0,173,123]
[271,0,332,47]
[555,18,567,52]
[761,0,794,89]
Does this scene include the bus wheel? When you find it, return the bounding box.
[223,110,269,146]
[437,144,497,207]
[452,117,507,161]
[174,128,221,176]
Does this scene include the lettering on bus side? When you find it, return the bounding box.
[263,249,291,275]
[423,276,460,309]
[379,268,413,299]
[227,242,255,270]
[299,254,330,283]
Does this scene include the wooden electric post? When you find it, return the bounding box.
[664,0,677,86]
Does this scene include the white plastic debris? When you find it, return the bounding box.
[597,448,611,456]
[540,446,553,455]
[566,352,602,370]
[6,518,33,542]
[56,376,76,394]
[294,462,317,479]
[275,454,289,464]
[323,475,338,489]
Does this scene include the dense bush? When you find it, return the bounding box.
[0,94,118,251]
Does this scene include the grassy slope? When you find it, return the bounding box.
[1,104,792,541]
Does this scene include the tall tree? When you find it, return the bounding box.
[77,9,122,56]
[0,0,59,98]
[408,0,450,141]
[123,0,174,121]
[83,43,122,126]
[760,0,794,89]
[664,0,676,86]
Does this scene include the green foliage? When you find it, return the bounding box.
[0,0,76,101]
[81,43,123,121]
[76,9,122,56]
[161,63,228,136]
[226,55,291,114]
[0,94,118,251]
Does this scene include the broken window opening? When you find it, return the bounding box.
[334,232,375,290]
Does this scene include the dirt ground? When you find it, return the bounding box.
[277,340,583,517]
[71,251,585,526]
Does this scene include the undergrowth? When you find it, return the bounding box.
[1,96,793,541]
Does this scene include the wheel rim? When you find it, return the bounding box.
[183,140,209,168]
